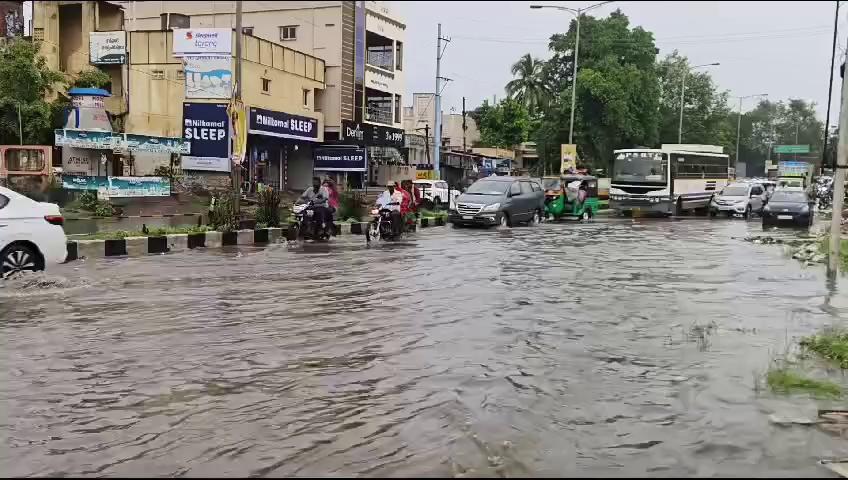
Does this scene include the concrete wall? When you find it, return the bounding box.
[126,30,325,139]
[442,113,479,151]
[33,1,126,110]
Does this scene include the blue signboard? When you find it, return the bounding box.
[314,147,367,172]
[107,177,171,197]
[248,107,319,142]
[182,102,230,172]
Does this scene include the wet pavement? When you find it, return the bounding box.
[1,217,847,477]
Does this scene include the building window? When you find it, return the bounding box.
[262,78,271,93]
[151,69,165,80]
[242,26,254,36]
[280,25,297,41]
[396,41,403,71]
[176,70,185,80]
[303,89,310,107]
[395,94,401,124]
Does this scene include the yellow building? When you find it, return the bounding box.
[32,1,327,191]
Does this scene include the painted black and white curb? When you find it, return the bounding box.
[65,217,448,261]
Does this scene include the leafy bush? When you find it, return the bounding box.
[72,68,112,89]
[337,190,366,221]
[77,190,115,217]
[256,188,283,227]
[93,201,115,217]
[208,193,238,232]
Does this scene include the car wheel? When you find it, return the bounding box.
[530,210,541,226]
[1,243,42,279]
[498,212,511,229]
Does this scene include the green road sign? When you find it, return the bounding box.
[774,144,810,154]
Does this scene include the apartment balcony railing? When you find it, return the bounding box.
[366,50,394,72]
[366,106,394,125]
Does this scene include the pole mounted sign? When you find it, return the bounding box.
[773,145,810,154]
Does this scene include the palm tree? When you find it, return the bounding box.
[506,54,547,115]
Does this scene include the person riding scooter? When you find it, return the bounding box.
[375,180,404,237]
[299,176,334,235]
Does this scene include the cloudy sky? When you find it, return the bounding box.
[396,1,845,123]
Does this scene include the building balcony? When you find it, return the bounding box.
[366,50,394,72]
[366,106,394,126]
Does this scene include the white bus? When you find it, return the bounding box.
[609,144,731,216]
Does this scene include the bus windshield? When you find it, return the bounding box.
[613,152,667,183]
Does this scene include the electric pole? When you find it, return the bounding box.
[462,96,467,153]
[829,51,847,277]
[823,1,839,173]
[233,0,243,214]
[434,23,451,180]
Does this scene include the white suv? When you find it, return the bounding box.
[0,186,67,279]
[709,182,766,218]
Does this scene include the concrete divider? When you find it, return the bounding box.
[66,221,448,262]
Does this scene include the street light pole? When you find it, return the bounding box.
[734,93,767,175]
[531,1,613,144]
[678,62,720,144]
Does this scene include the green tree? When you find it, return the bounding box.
[0,39,65,145]
[475,98,530,149]
[657,52,733,149]
[542,10,661,171]
[506,54,548,116]
[72,68,112,90]
[738,99,824,176]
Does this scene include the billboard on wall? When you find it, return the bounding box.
[314,147,367,172]
[248,107,319,142]
[182,103,230,172]
[184,56,232,99]
[89,31,127,65]
[172,28,232,56]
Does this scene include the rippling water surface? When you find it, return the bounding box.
[1,218,847,477]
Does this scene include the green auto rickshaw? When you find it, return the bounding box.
[544,174,600,221]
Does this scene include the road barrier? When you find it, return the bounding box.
[64,217,448,261]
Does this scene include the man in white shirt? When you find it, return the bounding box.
[375,181,404,236]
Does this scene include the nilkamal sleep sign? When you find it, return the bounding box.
[173,29,232,57]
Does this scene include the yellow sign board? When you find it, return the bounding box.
[227,100,247,164]
[416,170,435,180]
[560,144,577,174]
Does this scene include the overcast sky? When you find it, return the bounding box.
[396,1,846,123]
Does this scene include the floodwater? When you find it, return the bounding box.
[2,217,847,477]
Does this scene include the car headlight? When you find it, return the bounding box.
[801,205,809,213]
[481,203,500,212]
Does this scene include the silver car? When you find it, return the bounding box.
[709,182,766,218]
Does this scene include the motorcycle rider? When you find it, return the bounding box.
[299,176,333,234]
[375,180,404,237]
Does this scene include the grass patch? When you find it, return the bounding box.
[71,225,210,241]
[818,236,848,269]
[766,368,842,398]
[420,209,448,219]
[801,329,848,369]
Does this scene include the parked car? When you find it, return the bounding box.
[761,190,814,228]
[0,186,67,279]
[413,179,456,209]
[449,176,545,228]
[709,182,766,218]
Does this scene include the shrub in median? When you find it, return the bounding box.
[209,193,239,232]
[256,188,283,227]
[338,190,366,221]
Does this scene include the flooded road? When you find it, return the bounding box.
[2,217,847,477]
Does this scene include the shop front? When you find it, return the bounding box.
[329,120,405,188]
[246,107,320,193]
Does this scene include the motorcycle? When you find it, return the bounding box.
[816,176,834,211]
[366,202,402,242]
[288,201,332,241]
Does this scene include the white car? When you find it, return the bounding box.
[0,186,67,279]
[413,179,459,208]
